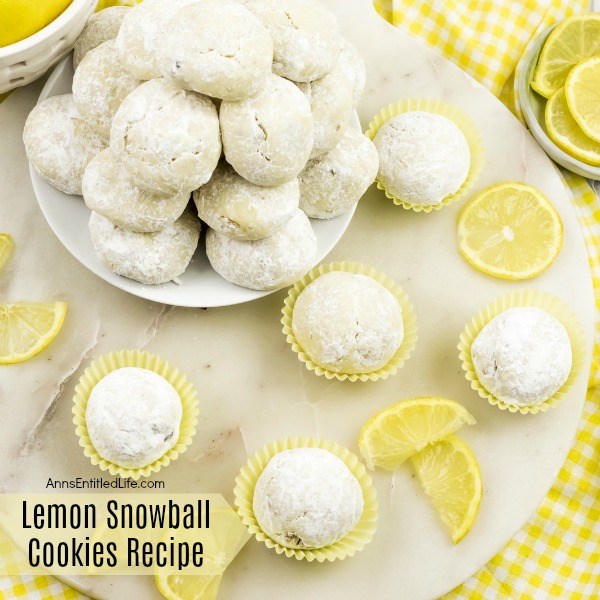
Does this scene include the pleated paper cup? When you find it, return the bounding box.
[233,437,378,562]
[459,290,586,414]
[365,98,484,212]
[72,349,199,480]
[282,261,418,382]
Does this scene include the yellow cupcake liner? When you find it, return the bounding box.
[281,261,418,382]
[233,437,378,562]
[72,349,199,480]
[365,98,485,212]
[458,290,586,414]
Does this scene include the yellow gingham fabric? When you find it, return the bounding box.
[2,1,600,599]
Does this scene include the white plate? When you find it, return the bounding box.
[30,55,358,308]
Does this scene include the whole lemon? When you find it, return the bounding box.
[0,0,73,47]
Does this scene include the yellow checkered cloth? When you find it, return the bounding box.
[2,1,600,599]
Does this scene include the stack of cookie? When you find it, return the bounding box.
[23,0,379,291]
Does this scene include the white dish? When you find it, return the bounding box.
[30,56,359,308]
[516,24,600,181]
[0,0,96,94]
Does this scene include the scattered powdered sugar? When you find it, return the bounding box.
[471,307,572,406]
[299,127,379,219]
[337,38,366,107]
[158,0,273,101]
[193,162,298,241]
[373,111,470,206]
[292,271,404,374]
[253,448,364,549]
[115,0,201,81]
[73,40,139,137]
[297,64,353,158]
[86,367,182,469]
[220,74,314,186]
[83,148,190,233]
[73,6,130,70]
[89,210,200,285]
[241,0,340,83]
[205,208,316,290]
[110,78,221,195]
[23,94,107,196]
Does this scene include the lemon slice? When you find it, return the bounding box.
[565,56,600,143]
[0,301,67,364]
[0,234,14,272]
[410,435,482,544]
[358,397,476,471]
[0,0,73,47]
[155,573,222,600]
[531,15,600,98]
[457,182,563,280]
[545,87,600,165]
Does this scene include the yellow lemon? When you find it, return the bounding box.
[531,15,600,99]
[545,87,600,166]
[565,56,600,143]
[155,507,249,600]
[0,301,67,364]
[457,182,563,280]
[410,435,482,544]
[0,233,14,272]
[0,0,73,47]
[155,573,222,600]
[358,397,476,471]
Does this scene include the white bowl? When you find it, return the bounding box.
[0,0,96,94]
[516,24,600,180]
[30,56,359,308]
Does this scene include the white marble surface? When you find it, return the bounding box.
[0,1,595,599]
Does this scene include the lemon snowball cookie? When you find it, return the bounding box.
[73,6,129,70]
[292,271,404,374]
[338,38,367,107]
[253,448,364,549]
[89,211,200,285]
[299,128,379,219]
[298,65,354,158]
[86,367,182,469]
[220,74,314,186]
[159,0,273,101]
[471,307,572,406]
[110,78,221,195]
[73,40,139,137]
[206,209,316,290]
[23,94,107,196]
[115,0,200,81]
[242,0,340,83]
[373,112,470,206]
[193,163,299,241]
[83,149,190,233]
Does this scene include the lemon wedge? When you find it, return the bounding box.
[457,182,563,280]
[0,233,14,272]
[565,56,600,143]
[155,507,249,600]
[0,301,67,364]
[410,435,482,543]
[0,0,73,47]
[531,15,600,98]
[155,573,222,600]
[546,87,600,165]
[358,397,476,471]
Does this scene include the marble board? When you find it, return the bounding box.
[0,1,595,599]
